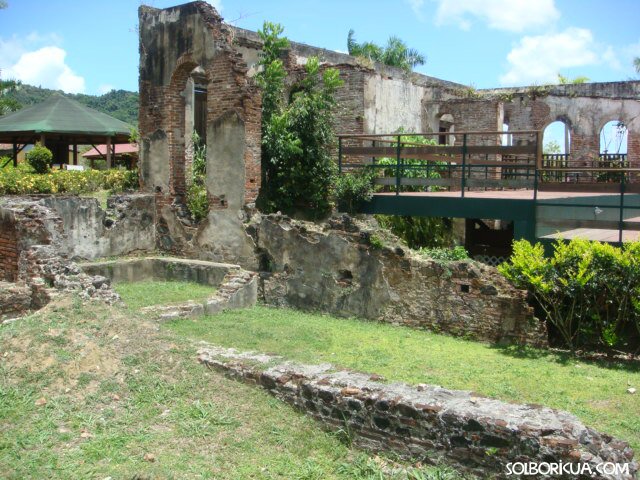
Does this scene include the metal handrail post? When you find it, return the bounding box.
[338,136,342,174]
[618,173,625,244]
[461,134,467,198]
[395,135,401,195]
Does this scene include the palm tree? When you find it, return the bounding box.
[634,57,640,74]
[347,30,425,72]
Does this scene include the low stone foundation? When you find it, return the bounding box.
[80,257,258,320]
[198,346,637,479]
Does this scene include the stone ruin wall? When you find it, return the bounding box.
[199,346,637,479]
[0,195,156,319]
[253,214,546,347]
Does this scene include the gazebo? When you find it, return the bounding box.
[0,93,133,168]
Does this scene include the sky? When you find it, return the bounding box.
[0,0,638,151]
[1,0,639,96]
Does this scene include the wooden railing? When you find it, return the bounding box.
[338,131,639,196]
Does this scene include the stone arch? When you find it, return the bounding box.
[167,54,211,197]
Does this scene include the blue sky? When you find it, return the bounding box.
[0,0,638,95]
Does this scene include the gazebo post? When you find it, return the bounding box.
[12,142,17,167]
[73,142,78,165]
[106,137,112,169]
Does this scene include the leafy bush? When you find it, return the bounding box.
[499,239,640,350]
[0,167,139,195]
[418,245,468,262]
[257,22,342,218]
[333,168,376,214]
[377,215,454,249]
[26,144,53,174]
[186,182,209,223]
[185,132,209,222]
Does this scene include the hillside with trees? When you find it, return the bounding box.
[4,84,139,125]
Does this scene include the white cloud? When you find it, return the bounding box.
[6,46,85,93]
[98,84,115,95]
[499,28,601,86]
[434,0,560,33]
[406,0,425,20]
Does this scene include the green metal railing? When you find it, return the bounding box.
[337,131,640,244]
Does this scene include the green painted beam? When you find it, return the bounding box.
[361,195,535,221]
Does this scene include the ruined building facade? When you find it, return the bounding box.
[137,1,640,265]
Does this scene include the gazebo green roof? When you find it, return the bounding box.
[0,94,133,144]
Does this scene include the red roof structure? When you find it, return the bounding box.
[82,143,138,159]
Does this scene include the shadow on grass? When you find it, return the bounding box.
[491,343,640,373]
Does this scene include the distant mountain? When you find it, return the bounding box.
[5,84,139,125]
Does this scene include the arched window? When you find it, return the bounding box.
[185,66,208,144]
[543,120,571,155]
[599,120,627,156]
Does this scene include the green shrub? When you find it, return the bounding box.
[186,182,209,222]
[0,168,139,195]
[257,22,342,219]
[376,215,453,249]
[26,145,53,174]
[499,239,640,350]
[185,133,209,222]
[418,245,468,262]
[369,234,384,249]
[332,168,376,214]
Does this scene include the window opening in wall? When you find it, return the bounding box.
[501,123,512,146]
[194,85,207,143]
[599,120,627,155]
[438,114,455,146]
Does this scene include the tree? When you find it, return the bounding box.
[544,140,561,154]
[0,78,22,115]
[634,57,640,74]
[557,73,589,84]
[257,22,343,218]
[347,30,425,72]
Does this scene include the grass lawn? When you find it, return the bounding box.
[167,306,640,452]
[0,298,461,479]
[114,280,215,310]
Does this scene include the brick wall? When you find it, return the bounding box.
[0,216,18,282]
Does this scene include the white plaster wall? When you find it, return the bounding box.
[364,74,425,133]
[542,96,640,135]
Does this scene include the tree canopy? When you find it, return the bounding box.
[347,30,425,72]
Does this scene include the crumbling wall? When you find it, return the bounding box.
[199,345,637,479]
[0,211,19,282]
[253,214,546,346]
[42,195,156,260]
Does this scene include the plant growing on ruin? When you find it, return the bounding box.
[257,22,343,218]
[186,132,209,222]
[26,144,53,174]
[557,73,589,85]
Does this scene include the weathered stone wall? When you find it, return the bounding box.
[252,214,546,346]
[42,195,156,260]
[199,345,637,479]
[0,196,135,313]
[0,211,19,282]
